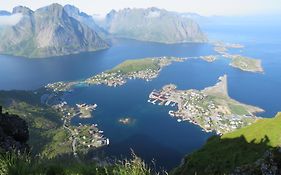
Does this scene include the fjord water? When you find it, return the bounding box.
[1,20,281,170]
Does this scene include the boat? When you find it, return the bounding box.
[168,110,175,116]
[177,119,182,122]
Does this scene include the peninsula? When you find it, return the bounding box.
[148,75,263,134]
[46,57,187,92]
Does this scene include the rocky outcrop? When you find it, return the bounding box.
[232,148,281,175]
[0,106,29,152]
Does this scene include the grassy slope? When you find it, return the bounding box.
[108,58,160,74]
[172,113,281,175]
[222,112,281,147]
[0,90,72,158]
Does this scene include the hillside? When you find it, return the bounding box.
[172,113,281,175]
[222,113,281,147]
[0,90,72,157]
[101,7,207,44]
[0,104,162,175]
[0,4,108,58]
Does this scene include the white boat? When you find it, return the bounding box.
[177,119,182,122]
[168,110,175,116]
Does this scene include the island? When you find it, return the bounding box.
[76,103,97,119]
[118,117,135,125]
[46,56,187,92]
[212,42,264,73]
[199,55,218,62]
[213,42,244,55]
[224,54,264,73]
[148,75,264,135]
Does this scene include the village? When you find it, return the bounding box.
[148,80,260,135]
[45,93,109,156]
[46,57,187,92]
[84,68,160,87]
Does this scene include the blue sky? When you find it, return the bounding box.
[0,0,281,16]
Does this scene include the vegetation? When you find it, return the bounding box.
[0,151,162,175]
[222,112,281,147]
[229,55,263,73]
[108,58,161,74]
[172,113,281,175]
[0,90,71,158]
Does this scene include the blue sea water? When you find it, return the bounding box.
[0,19,281,170]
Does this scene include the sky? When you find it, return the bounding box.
[0,0,281,16]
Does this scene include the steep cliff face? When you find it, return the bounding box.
[0,4,108,58]
[0,106,29,152]
[63,4,108,39]
[102,7,207,44]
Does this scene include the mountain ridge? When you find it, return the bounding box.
[100,7,207,44]
[0,3,108,58]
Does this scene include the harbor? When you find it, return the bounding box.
[148,76,263,135]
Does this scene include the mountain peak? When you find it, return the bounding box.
[63,4,90,18]
[12,6,33,15]
[64,4,79,13]
[37,3,65,16]
[0,3,108,58]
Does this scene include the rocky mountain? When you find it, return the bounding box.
[63,4,108,40]
[101,7,207,44]
[0,3,108,58]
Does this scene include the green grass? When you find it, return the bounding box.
[0,151,161,175]
[108,58,160,74]
[230,56,263,72]
[228,104,249,115]
[222,112,281,147]
[0,90,72,158]
[172,112,281,175]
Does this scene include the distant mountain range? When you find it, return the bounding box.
[0,4,108,58]
[100,7,207,44]
[0,4,207,58]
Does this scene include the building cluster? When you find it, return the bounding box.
[74,124,109,149]
[148,84,256,135]
[85,68,160,87]
[43,92,109,155]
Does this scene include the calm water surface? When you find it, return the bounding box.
[0,22,281,170]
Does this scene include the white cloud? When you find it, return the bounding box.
[0,13,22,26]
